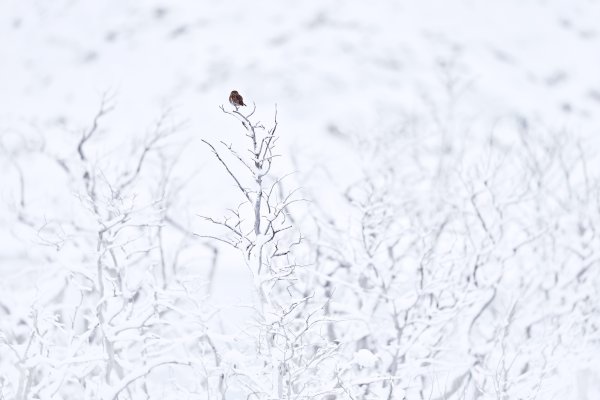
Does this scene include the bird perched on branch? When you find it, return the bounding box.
[229,90,246,108]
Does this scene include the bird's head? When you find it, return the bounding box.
[231,90,238,95]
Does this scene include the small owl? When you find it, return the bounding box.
[229,90,246,108]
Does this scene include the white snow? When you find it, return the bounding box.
[353,349,378,369]
[1,0,600,398]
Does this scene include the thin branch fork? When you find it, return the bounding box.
[201,139,252,203]
[219,140,255,174]
[197,215,244,238]
[78,93,116,162]
[116,113,179,194]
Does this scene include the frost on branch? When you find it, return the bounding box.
[298,110,600,399]
[198,103,335,399]
[0,95,218,399]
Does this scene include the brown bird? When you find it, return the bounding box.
[229,90,246,108]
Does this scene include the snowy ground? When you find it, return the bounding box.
[1,0,600,399]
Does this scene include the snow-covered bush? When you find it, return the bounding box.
[1,94,599,400]
[0,96,216,399]
[298,112,600,399]
[197,104,336,399]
